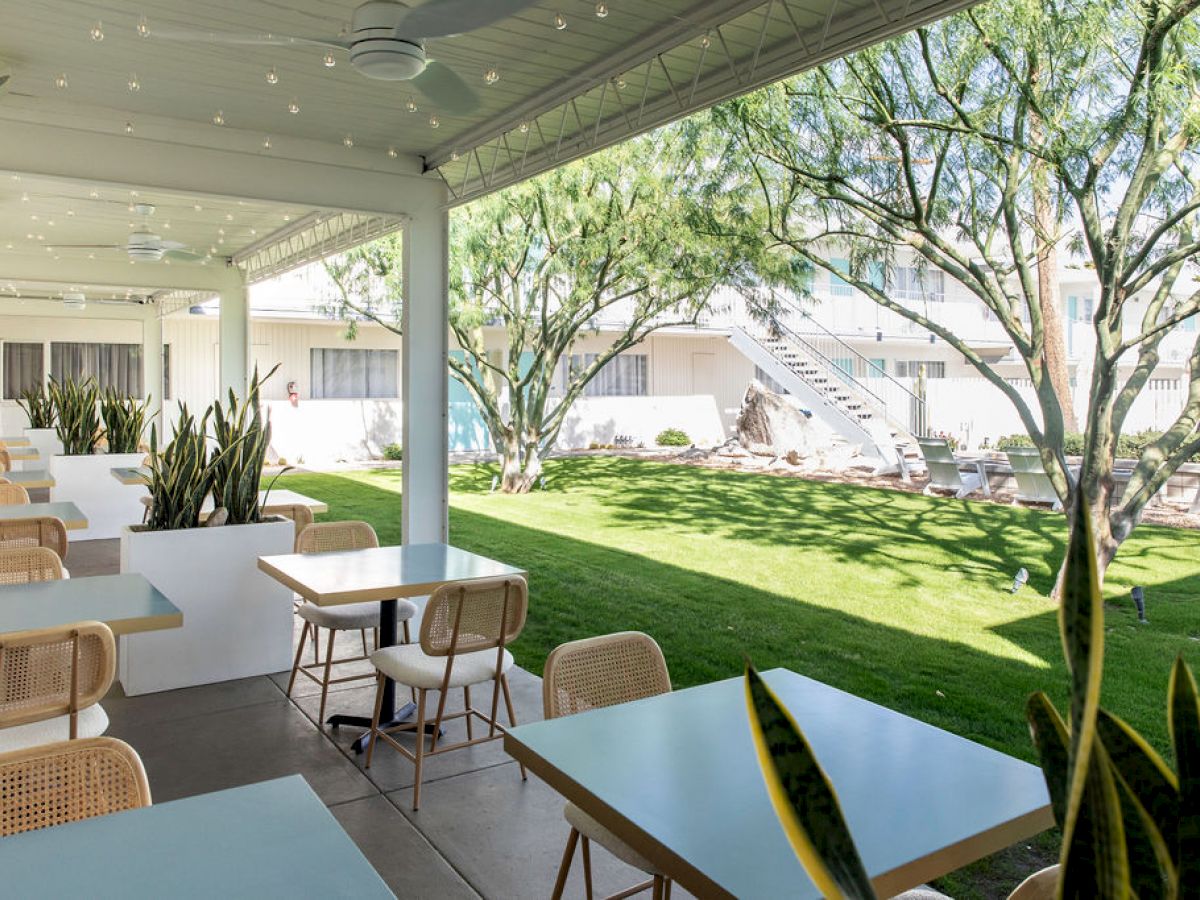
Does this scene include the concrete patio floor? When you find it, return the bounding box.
[71,538,658,899]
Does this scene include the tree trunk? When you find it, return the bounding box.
[499,435,543,493]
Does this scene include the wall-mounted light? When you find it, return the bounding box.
[929,333,935,344]
[875,328,882,342]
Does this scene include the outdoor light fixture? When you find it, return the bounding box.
[929,333,936,344]
[1131,586,1147,623]
[1010,567,1028,594]
[875,328,882,342]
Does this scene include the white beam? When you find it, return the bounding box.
[218,266,249,400]
[142,307,164,433]
[402,187,450,544]
[0,252,231,293]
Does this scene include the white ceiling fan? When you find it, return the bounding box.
[48,204,204,263]
[144,0,538,116]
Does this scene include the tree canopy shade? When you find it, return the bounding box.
[706,0,1200,580]
[325,131,797,492]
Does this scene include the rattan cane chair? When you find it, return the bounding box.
[0,476,10,484]
[544,632,674,900]
[0,546,65,584]
[0,447,10,473]
[0,516,69,561]
[0,736,151,836]
[365,576,529,810]
[286,521,417,729]
[0,621,116,753]
[270,502,315,544]
[0,483,30,505]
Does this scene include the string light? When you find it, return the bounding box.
[595,2,609,17]
[406,97,418,113]
[554,11,567,29]
[323,50,337,67]
[614,75,626,89]
[450,149,460,161]
[266,67,279,85]
[124,121,134,134]
[428,114,439,128]
[127,73,141,92]
[342,133,354,148]
[287,98,300,114]
[262,136,272,150]
[700,33,711,48]
[90,21,104,41]
[387,146,398,159]
[518,121,529,133]
[137,16,149,37]
[483,67,499,84]
[212,109,225,126]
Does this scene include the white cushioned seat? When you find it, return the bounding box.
[565,802,662,873]
[0,704,108,753]
[298,600,409,631]
[370,643,513,690]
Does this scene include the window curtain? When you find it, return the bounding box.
[310,348,398,398]
[50,342,143,394]
[564,353,648,397]
[2,343,43,399]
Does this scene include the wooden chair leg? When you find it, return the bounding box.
[581,835,594,900]
[317,627,337,728]
[364,672,387,769]
[402,620,410,643]
[652,875,665,900]
[311,625,321,665]
[411,689,428,811]
[360,629,369,656]
[550,828,580,900]
[464,685,473,740]
[663,878,672,899]
[500,673,526,779]
[286,621,311,696]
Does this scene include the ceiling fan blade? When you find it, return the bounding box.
[164,249,205,262]
[396,0,539,39]
[413,60,478,115]
[158,239,188,250]
[146,26,349,51]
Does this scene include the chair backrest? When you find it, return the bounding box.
[0,476,10,484]
[420,576,528,657]
[0,621,116,733]
[1005,447,1058,502]
[296,520,378,554]
[0,547,64,585]
[0,448,9,473]
[0,484,30,506]
[0,736,151,836]
[0,517,69,560]
[917,438,964,489]
[543,631,671,720]
[269,504,315,550]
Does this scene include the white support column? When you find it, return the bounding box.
[141,306,163,434]
[402,191,450,544]
[218,265,250,400]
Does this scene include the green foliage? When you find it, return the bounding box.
[655,428,691,447]
[16,386,55,429]
[99,387,150,454]
[48,377,101,456]
[210,365,284,526]
[381,442,403,461]
[145,406,220,532]
[998,431,1200,463]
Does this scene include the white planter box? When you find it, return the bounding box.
[119,518,294,695]
[22,428,62,464]
[50,452,146,541]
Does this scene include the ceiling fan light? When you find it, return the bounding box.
[350,40,426,81]
[63,292,86,310]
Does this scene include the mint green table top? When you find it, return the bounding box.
[3,468,54,489]
[258,542,525,606]
[0,573,181,636]
[3,446,38,461]
[0,500,86,529]
[0,435,31,447]
[505,668,1053,900]
[0,775,393,898]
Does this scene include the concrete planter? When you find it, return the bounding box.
[50,452,146,541]
[119,517,294,695]
[22,428,62,464]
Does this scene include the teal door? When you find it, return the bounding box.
[448,350,491,451]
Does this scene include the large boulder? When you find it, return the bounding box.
[737,381,823,457]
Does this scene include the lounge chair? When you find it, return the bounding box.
[1004,447,1063,511]
[918,437,989,499]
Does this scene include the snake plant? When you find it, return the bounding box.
[48,377,101,455]
[145,405,221,531]
[746,492,1199,898]
[100,387,151,454]
[210,364,286,526]
[16,386,55,429]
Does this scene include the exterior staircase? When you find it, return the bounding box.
[729,316,925,471]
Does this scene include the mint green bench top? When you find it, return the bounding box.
[0,573,181,636]
[0,775,393,898]
[505,668,1053,899]
[0,501,86,529]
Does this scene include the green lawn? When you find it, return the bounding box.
[277,456,1199,895]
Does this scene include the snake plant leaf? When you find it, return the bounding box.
[1096,707,1179,876]
[744,664,875,900]
[1058,739,1130,900]
[1114,775,1166,900]
[1027,692,1070,828]
[1168,656,1200,895]
[1057,497,1109,886]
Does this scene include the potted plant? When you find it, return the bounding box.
[119,371,294,696]
[47,378,148,541]
[16,385,61,461]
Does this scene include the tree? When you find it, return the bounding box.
[324,133,794,492]
[707,0,1200,582]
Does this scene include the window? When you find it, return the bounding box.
[310,348,398,399]
[564,353,648,396]
[2,342,43,400]
[51,342,142,394]
[894,360,946,379]
[1067,295,1094,323]
[162,344,172,401]
[867,358,886,377]
[892,267,945,302]
[754,365,788,394]
[829,258,853,296]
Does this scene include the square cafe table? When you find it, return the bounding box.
[0,775,393,898]
[0,435,31,447]
[0,500,86,529]
[3,468,55,489]
[0,573,182,636]
[2,446,39,463]
[505,668,1053,899]
[258,542,525,752]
